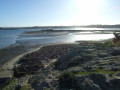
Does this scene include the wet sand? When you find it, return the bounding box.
[0,46,43,79]
[0,46,42,70]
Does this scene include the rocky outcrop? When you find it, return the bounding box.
[3,41,120,90]
[13,44,76,77]
[58,73,120,90]
[74,73,120,90]
[110,47,120,56]
[67,56,83,68]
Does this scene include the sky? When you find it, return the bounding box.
[0,0,120,27]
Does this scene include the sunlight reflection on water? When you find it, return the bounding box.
[70,33,114,41]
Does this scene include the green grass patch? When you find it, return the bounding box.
[19,85,32,90]
[2,78,17,90]
[59,72,75,89]
[101,41,116,48]
[75,68,120,76]
[101,40,120,48]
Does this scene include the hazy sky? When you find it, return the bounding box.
[0,0,120,27]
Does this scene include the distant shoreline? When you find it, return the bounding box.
[1,25,120,30]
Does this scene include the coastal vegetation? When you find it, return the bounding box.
[19,85,32,90]
[101,40,120,47]
[2,78,17,90]
[59,72,75,89]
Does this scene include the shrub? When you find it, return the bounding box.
[101,40,120,48]
[101,41,115,48]
[59,72,75,89]
[2,78,17,90]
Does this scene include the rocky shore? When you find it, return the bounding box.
[1,40,120,90]
[13,44,76,77]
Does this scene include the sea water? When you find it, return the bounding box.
[0,28,118,49]
[0,29,40,49]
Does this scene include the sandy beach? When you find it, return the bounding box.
[0,46,42,70]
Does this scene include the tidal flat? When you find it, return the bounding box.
[0,30,114,67]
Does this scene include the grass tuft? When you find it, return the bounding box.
[19,85,32,90]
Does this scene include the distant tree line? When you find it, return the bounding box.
[84,24,120,28]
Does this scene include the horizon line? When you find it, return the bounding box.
[1,24,120,28]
